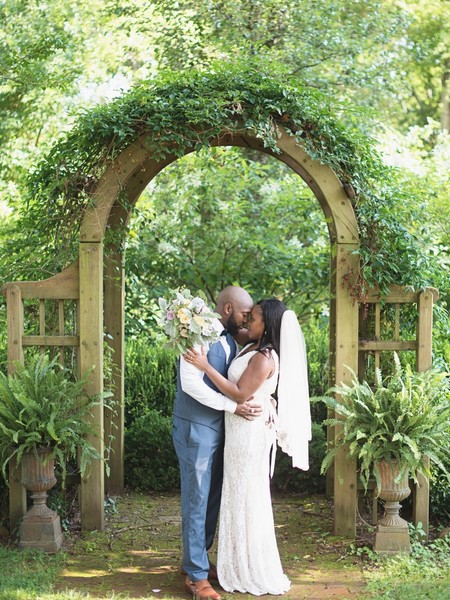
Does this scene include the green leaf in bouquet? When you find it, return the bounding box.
[189,320,202,334]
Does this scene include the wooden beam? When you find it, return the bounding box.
[79,127,360,246]
[333,243,359,538]
[364,285,439,304]
[359,340,417,351]
[79,242,104,531]
[1,259,79,300]
[22,335,79,347]
[104,246,125,494]
[275,128,359,245]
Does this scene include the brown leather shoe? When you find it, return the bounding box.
[184,577,221,600]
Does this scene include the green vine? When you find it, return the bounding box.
[24,60,436,298]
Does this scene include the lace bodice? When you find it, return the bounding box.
[228,348,278,412]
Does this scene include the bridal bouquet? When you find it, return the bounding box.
[158,288,221,355]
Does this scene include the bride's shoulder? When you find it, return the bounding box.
[237,342,258,356]
[250,346,277,364]
[247,347,277,379]
[259,345,277,358]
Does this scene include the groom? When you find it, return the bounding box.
[172,285,261,600]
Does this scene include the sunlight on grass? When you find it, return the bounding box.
[60,569,109,578]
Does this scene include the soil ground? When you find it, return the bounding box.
[54,491,370,600]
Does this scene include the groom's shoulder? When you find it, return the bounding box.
[208,337,226,356]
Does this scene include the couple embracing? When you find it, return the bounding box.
[172,286,312,599]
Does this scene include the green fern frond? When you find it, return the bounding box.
[313,353,450,492]
[0,354,110,487]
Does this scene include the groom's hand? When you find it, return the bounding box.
[235,400,263,420]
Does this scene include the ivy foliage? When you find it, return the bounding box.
[24,60,437,297]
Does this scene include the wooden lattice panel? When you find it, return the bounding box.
[2,260,80,373]
[358,285,438,379]
[356,284,438,535]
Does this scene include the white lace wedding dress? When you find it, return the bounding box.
[217,349,291,596]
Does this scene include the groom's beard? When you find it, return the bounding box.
[226,313,240,336]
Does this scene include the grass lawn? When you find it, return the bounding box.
[0,491,449,599]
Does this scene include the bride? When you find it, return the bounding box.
[184,298,312,596]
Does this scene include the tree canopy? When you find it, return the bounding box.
[0,0,448,355]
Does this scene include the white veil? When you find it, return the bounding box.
[276,310,312,471]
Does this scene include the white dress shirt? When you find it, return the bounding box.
[180,319,238,413]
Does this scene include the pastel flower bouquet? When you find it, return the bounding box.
[158,288,221,355]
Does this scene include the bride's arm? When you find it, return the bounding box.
[183,347,273,403]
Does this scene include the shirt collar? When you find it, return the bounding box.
[212,318,224,334]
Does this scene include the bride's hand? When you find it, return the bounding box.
[183,347,209,372]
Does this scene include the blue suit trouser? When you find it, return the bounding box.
[172,416,224,582]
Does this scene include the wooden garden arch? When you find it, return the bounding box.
[2,126,437,539]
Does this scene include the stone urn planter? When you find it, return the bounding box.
[315,354,450,554]
[374,459,411,553]
[0,354,112,544]
[19,447,63,553]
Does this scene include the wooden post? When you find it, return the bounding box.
[5,285,27,531]
[413,457,429,536]
[326,251,337,497]
[357,304,369,382]
[416,290,433,372]
[413,290,434,536]
[104,247,125,493]
[79,242,104,531]
[6,285,24,370]
[333,244,359,538]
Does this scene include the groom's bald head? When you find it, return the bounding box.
[216,286,253,334]
[216,286,252,310]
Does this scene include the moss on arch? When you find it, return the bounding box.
[24,62,434,298]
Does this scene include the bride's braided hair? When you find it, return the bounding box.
[256,298,287,357]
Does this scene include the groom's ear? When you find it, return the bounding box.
[223,302,232,315]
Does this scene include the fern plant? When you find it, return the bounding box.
[0,354,112,486]
[314,354,450,493]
